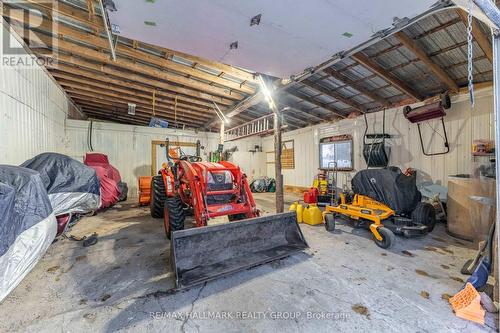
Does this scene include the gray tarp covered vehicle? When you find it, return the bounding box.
[0,165,57,302]
[21,153,100,216]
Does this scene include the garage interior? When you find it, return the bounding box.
[2,0,500,332]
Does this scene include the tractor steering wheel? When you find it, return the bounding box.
[180,155,202,162]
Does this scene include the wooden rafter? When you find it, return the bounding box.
[456,9,493,63]
[1,2,265,127]
[71,94,204,126]
[301,79,366,113]
[395,31,459,92]
[15,1,257,84]
[12,22,248,101]
[322,68,390,107]
[351,52,423,101]
[62,86,211,123]
[56,77,213,119]
[49,65,224,110]
[44,55,234,105]
[285,90,347,118]
[50,71,216,114]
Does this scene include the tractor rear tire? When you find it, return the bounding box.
[373,227,395,249]
[412,202,436,232]
[164,196,185,239]
[150,175,166,218]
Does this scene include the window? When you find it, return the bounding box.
[281,140,295,169]
[319,136,353,171]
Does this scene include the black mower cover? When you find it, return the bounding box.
[351,167,422,215]
[21,153,100,216]
[0,165,57,302]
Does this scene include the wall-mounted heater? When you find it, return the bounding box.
[403,94,451,156]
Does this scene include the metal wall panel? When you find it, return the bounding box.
[63,120,220,197]
[0,24,70,165]
[250,89,495,189]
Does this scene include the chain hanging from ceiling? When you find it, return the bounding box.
[467,0,475,108]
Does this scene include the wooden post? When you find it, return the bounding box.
[220,121,225,145]
[274,108,284,213]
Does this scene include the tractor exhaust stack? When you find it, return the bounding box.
[170,212,308,289]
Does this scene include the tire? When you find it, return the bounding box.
[373,227,395,249]
[164,196,185,239]
[228,213,247,222]
[411,202,436,232]
[324,213,336,232]
[150,175,166,218]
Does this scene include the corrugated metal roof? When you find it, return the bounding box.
[257,6,493,128]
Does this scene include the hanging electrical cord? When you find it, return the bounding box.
[87,120,94,152]
[467,0,475,108]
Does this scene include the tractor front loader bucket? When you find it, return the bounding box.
[170,212,308,289]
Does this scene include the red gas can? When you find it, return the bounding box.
[303,187,319,204]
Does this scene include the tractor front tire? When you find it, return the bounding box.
[150,175,166,218]
[164,196,185,239]
[412,202,436,232]
[373,227,395,249]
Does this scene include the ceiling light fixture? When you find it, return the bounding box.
[258,75,276,111]
[212,101,230,124]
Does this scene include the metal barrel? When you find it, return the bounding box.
[170,212,308,289]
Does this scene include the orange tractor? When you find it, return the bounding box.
[150,140,259,238]
[150,139,308,289]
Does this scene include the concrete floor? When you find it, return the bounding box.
[0,193,497,332]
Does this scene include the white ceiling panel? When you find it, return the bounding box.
[109,0,439,78]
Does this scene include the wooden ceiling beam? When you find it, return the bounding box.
[83,111,147,126]
[351,52,423,101]
[395,31,459,92]
[456,9,493,63]
[285,90,347,118]
[41,54,234,106]
[24,0,103,28]
[81,106,150,125]
[322,68,390,107]
[49,65,222,110]
[11,2,257,84]
[59,80,213,122]
[300,79,366,113]
[72,97,202,127]
[51,73,214,115]
[26,31,247,100]
[61,85,212,124]
[65,90,208,126]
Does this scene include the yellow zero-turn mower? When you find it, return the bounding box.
[323,167,436,249]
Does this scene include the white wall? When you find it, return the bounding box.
[0,22,77,164]
[63,120,220,197]
[224,136,266,182]
[255,89,494,189]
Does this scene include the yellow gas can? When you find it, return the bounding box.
[288,202,304,223]
[302,204,323,225]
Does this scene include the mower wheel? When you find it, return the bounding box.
[150,175,166,218]
[412,202,436,232]
[228,213,247,222]
[164,196,185,239]
[373,227,395,249]
[324,213,336,232]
